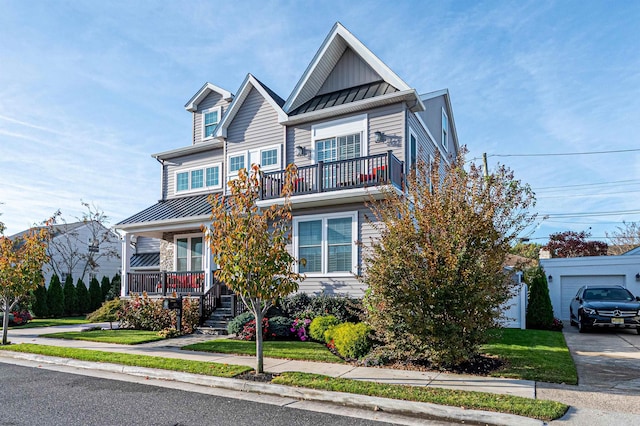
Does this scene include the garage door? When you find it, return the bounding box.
[560,275,625,320]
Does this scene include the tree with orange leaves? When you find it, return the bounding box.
[1,220,49,344]
[204,164,303,373]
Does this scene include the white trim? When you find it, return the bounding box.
[441,107,449,152]
[185,82,233,112]
[201,106,222,141]
[412,112,451,165]
[408,126,417,172]
[311,114,368,163]
[174,162,223,194]
[292,211,358,277]
[173,233,204,272]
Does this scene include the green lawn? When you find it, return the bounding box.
[0,344,250,377]
[9,317,91,329]
[482,328,577,384]
[41,329,165,345]
[274,372,568,421]
[183,339,344,363]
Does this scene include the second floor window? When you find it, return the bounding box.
[316,133,361,162]
[442,109,449,151]
[176,163,222,193]
[202,107,221,139]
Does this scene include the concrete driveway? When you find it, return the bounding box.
[562,325,640,392]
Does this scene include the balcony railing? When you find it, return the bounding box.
[127,271,205,295]
[260,150,404,200]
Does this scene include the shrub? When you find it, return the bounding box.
[31,284,48,318]
[238,318,269,341]
[6,310,32,326]
[118,293,199,334]
[268,316,293,338]
[291,318,311,341]
[158,328,180,338]
[88,277,103,312]
[227,311,254,335]
[76,279,90,314]
[278,293,311,318]
[107,274,121,300]
[526,266,555,330]
[278,293,363,323]
[46,275,64,318]
[330,322,372,360]
[309,315,341,342]
[63,274,78,316]
[100,276,111,302]
[86,299,123,329]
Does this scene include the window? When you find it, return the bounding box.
[202,107,221,139]
[442,108,449,151]
[312,114,367,163]
[409,130,417,170]
[175,163,222,193]
[228,154,246,176]
[175,235,203,272]
[294,212,357,275]
[261,148,278,167]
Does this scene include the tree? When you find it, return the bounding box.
[88,277,102,312]
[525,266,555,329]
[46,274,64,318]
[606,221,640,255]
[62,274,77,316]
[544,230,608,258]
[31,283,48,318]
[76,278,89,314]
[1,222,49,344]
[107,273,121,300]
[100,276,111,301]
[510,241,542,260]
[204,164,302,373]
[362,150,535,366]
[46,202,120,282]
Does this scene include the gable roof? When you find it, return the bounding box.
[420,88,461,155]
[184,82,234,112]
[284,22,411,113]
[214,73,287,138]
[116,194,212,228]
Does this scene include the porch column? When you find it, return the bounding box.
[202,230,212,292]
[120,233,132,297]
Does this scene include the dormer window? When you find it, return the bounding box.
[202,106,221,140]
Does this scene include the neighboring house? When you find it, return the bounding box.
[115,23,460,309]
[541,250,640,321]
[10,221,121,287]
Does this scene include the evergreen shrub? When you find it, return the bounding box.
[309,315,341,342]
[46,275,64,318]
[329,322,372,359]
[76,279,90,314]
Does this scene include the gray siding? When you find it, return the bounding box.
[407,111,438,169]
[317,48,381,95]
[193,92,229,145]
[285,103,406,169]
[226,87,284,177]
[164,148,225,199]
[418,95,453,155]
[291,202,380,298]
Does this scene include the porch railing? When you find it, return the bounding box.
[260,150,404,200]
[127,271,205,295]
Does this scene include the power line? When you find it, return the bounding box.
[488,148,640,158]
[533,179,640,191]
[536,189,640,199]
[539,209,640,218]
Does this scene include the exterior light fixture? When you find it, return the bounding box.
[636,273,640,281]
[374,131,386,143]
[295,146,306,156]
[548,275,553,282]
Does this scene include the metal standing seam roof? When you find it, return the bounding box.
[117,194,213,226]
[289,80,398,116]
[130,252,160,268]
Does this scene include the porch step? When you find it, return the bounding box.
[196,326,227,336]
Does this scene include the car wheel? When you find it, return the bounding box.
[578,314,588,333]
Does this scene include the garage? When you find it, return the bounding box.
[559,275,625,320]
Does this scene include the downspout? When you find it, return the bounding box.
[154,156,166,201]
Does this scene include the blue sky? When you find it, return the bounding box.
[1,1,639,244]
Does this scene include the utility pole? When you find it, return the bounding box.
[482,153,489,179]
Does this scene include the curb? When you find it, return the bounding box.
[0,351,543,426]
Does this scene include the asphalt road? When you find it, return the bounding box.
[0,362,452,426]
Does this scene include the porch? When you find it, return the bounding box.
[260,151,404,200]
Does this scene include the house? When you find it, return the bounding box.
[115,23,460,316]
[10,221,121,287]
[540,250,640,321]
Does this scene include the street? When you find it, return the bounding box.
[0,361,451,426]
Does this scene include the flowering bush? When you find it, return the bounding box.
[118,292,200,334]
[9,310,32,326]
[238,318,270,341]
[550,317,563,331]
[290,318,311,341]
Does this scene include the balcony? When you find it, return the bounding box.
[127,271,206,295]
[260,151,404,200]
